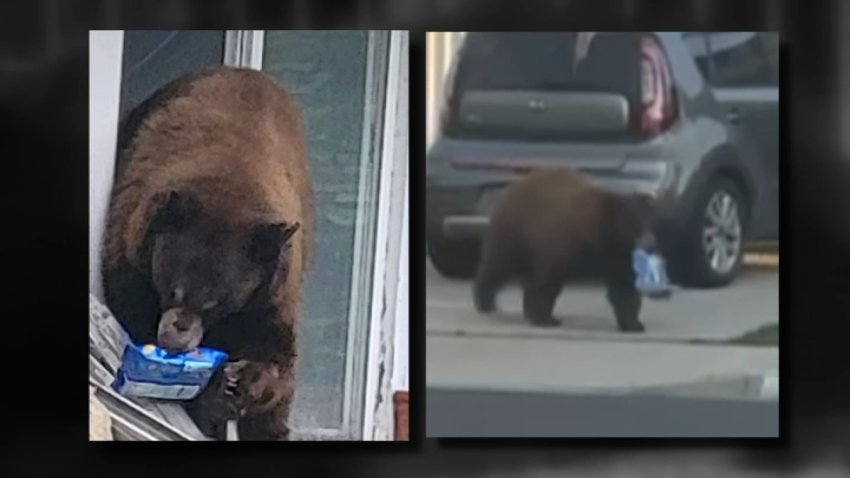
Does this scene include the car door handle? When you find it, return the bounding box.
[726,108,742,123]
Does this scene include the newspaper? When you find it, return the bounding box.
[89,293,211,441]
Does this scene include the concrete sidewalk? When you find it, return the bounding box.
[427,335,778,401]
[426,259,779,404]
[427,268,779,344]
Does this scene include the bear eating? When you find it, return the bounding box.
[473,167,660,333]
[102,66,314,441]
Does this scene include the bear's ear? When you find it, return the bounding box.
[249,221,300,264]
[149,191,202,233]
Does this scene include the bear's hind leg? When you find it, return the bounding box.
[473,267,510,315]
[522,269,562,327]
[472,239,518,314]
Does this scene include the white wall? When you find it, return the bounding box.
[89,31,124,300]
[392,173,409,392]
[426,33,436,148]
[426,32,465,148]
[362,30,410,440]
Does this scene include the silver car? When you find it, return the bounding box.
[426,31,779,287]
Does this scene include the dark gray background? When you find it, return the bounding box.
[3,0,850,475]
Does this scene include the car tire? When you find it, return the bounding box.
[676,177,749,288]
[426,235,480,279]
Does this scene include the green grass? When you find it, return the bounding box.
[727,323,779,346]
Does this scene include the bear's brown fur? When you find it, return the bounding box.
[473,167,656,332]
[103,66,314,440]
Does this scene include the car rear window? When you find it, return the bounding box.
[451,32,642,97]
[445,32,645,141]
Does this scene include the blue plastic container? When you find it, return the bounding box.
[632,249,673,299]
[113,343,228,400]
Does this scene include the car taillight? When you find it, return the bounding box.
[638,34,676,137]
[640,55,655,105]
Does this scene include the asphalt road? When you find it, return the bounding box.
[426,387,779,438]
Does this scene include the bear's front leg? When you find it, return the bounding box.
[231,360,296,441]
[605,278,645,333]
[185,361,246,440]
[238,404,291,441]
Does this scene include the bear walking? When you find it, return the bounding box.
[473,167,657,332]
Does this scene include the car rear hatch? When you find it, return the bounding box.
[429,32,680,238]
[438,32,677,146]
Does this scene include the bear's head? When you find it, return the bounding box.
[610,191,662,253]
[142,190,300,353]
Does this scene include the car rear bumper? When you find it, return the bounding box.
[441,212,685,243]
[442,215,489,239]
[431,175,686,242]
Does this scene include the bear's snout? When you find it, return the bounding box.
[156,307,204,353]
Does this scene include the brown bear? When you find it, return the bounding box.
[102,66,314,440]
[473,167,658,332]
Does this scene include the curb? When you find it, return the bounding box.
[743,253,778,269]
[629,369,779,401]
[430,370,780,402]
[760,368,779,400]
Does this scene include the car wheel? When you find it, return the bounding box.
[678,177,748,288]
[426,235,480,279]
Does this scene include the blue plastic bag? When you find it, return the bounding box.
[113,343,228,400]
[633,249,673,299]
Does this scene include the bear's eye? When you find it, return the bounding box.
[171,288,184,303]
[201,300,218,311]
